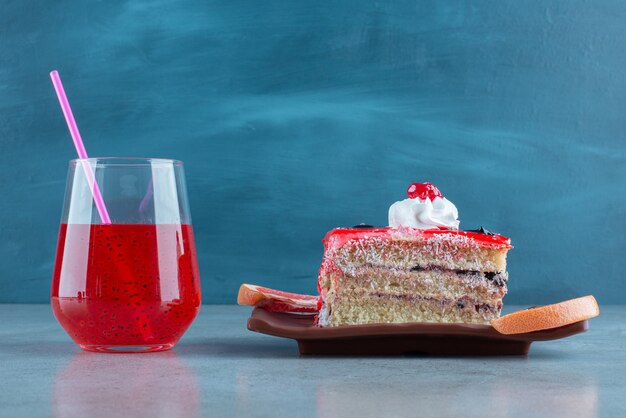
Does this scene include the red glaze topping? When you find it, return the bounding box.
[323,226,512,251]
[407,182,442,200]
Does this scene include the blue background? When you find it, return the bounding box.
[0,1,624,304]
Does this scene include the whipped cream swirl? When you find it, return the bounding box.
[388,196,460,230]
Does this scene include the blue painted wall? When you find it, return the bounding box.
[1,1,624,304]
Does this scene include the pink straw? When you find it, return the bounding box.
[50,70,112,224]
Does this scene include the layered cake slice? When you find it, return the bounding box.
[317,182,512,326]
[238,182,512,327]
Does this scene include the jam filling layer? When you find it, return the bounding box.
[409,266,508,287]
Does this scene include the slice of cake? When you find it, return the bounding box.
[238,182,512,327]
[317,182,512,326]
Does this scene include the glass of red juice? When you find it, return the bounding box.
[51,158,201,353]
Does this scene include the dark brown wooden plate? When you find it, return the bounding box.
[247,308,589,356]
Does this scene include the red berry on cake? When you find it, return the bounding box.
[407,182,443,200]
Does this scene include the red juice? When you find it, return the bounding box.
[51,223,201,352]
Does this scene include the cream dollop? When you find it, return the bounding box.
[388,196,460,230]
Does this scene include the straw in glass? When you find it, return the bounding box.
[50,70,112,224]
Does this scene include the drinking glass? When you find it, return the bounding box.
[51,158,201,352]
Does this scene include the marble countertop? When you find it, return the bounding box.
[0,304,623,417]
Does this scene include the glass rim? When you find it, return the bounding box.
[69,157,183,167]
